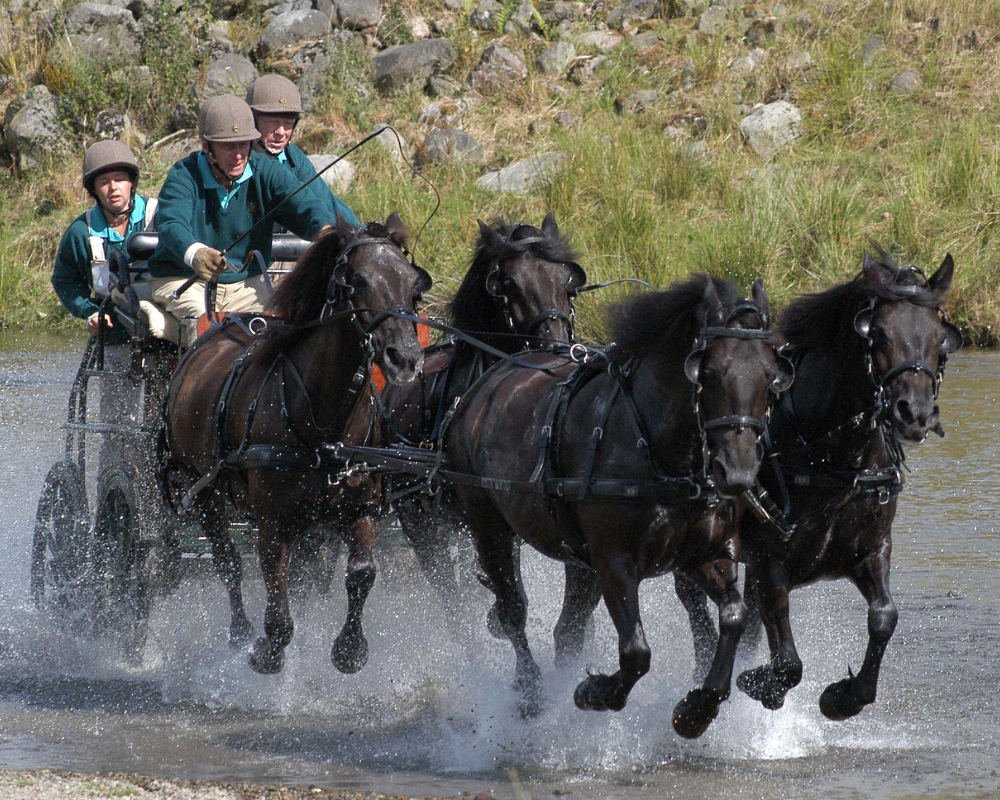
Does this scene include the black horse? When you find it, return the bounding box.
[444,275,793,737]
[676,246,962,720]
[382,213,586,621]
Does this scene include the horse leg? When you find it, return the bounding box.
[397,497,460,618]
[819,553,897,720]
[289,524,338,607]
[465,498,543,717]
[672,559,746,739]
[553,562,601,669]
[332,511,376,674]
[202,500,252,647]
[738,566,764,658]
[573,553,650,714]
[736,560,803,710]
[673,573,718,683]
[249,523,293,675]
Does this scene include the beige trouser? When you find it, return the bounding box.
[147,274,270,346]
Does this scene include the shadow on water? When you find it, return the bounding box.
[0,334,998,799]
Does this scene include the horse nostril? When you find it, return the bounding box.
[895,398,915,425]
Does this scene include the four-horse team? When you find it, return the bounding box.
[37,82,963,741]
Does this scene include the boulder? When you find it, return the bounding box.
[575,30,624,52]
[783,51,813,71]
[64,1,137,33]
[607,0,657,28]
[470,44,527,93]
[745,15,780,45]
[308,154,356,192]
[860,34,883,64]
[538,1,586,24]
[64,1,140,63]
[204,52,258,98]
[615,89,660,114]
[568,54,607,84]
[334,0,380,30]
[3,85,69,172]
[258,9,330,54]
[503,1,536,35]
[416,127,484,167]
[535,41,576,75]
[889,68,923,94]
[731,47,767,74]
[94,108,130,139]
[373,38,457,93]
[631,30,662,50]
[696,5,727,35]
[739,100,802,158]
[477,152,567,194]
[371,123,407,164]
[470,0,503,31]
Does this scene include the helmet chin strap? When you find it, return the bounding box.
[96,181,136,225]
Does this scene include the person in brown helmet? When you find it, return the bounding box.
[146,93,335,343]
[245,73,359,226]
[51,140,157,341]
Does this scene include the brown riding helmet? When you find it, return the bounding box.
[82,140,139,192]
[246,74,303,116]
[198,94,261,142]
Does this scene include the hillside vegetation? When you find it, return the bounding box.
[1,0,998,344]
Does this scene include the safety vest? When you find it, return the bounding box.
[86,198,157,298]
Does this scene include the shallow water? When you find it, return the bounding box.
[0,331,997,800]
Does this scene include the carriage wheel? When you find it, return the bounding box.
[30,461,91,617]
[92,470,151,662]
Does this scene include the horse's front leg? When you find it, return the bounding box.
[573,551,650,714]
[736,558,802,710]
[397,496,460,618]
[671,556,746,739]
[553,561,601,669]
[249,520,293,674]
[202,497,252,648]
[819,546,897,720]
[332,480,378,674]
[673,573,718,683]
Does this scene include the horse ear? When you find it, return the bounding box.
[477,218,505,251]
[751,278,769,323]
[698,277,723,328]
[862,249,893,288]
[541,211,559,239]
[928,253,954,295]
[384,211,410,243]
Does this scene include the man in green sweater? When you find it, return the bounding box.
[51,140,157,342]
[245,74,359,227]
[147,94,344,343]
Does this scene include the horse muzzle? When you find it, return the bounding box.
[379,341,424,386]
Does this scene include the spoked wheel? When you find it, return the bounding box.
[31,461,91,619]
[92,470,151,663]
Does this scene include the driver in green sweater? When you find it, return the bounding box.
[147,94,352,343]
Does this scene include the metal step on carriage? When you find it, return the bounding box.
[30,232,313,661]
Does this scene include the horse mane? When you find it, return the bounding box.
[265,218,410,334]
[780,242,945,357]
[448,219,579,331]
[609,274,744,362]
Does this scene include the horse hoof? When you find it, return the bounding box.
[486,603,505,640]
[518,686,544,719]
[248,638,284,675]
[737,666,785,711]
[819,679,865,721]
[574,674,624,712]
[672,688,722,739]
[333,633,369,674]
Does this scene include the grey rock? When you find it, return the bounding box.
[957,27,994,49]
[666,0,705,17]
[731,47,767,74]
[695,5,727,35]
[476,151,567,194]
[556,109,581,128]
[264,0,312,19]
[504,1,535,35]
[208,20,236,53]
[444,0,464,9]
[861,34,883,64]
[308,154,356,192]
[797,13,813,30]
[568,54,607,83]
[417,127,484,167]
[470,44,527,93]
[258,9,330,54]
[783,51,813,71]
[631,30,662,50]
[538,1,586,24]
[681,140,709,158]
[745,15,780,45]
[64,1,136,33]
[95,108,130,139]
[535,41,576,75]
[418,99,466,125]
[154,133,200,164]
[575,30,624,52]
[334,0,380,30]
[204,52,258,98]
[607,0,657,28]
[68,24,140,63]
[372,122,407,164]
[427,74,463,96]
[739,100,802,158]
[889,68,923,94]
[3,85,69,172]
[615,89,660,114]
[374,38,457,93]
[470,0,503,31]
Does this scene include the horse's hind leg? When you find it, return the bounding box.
[672,557,746,739]
[397,497,460,618]
[249,521,293,675]
[332,496,377,675]
[202,499,252,647]
[736,560,802,711]
[818,555,897,721]
[573,550,650,714]
[463,493,543,717]
[553,562,601,669]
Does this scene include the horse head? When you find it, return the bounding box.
[856,247,962,444]
[452,212,585,348]
[688,278,794,498]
